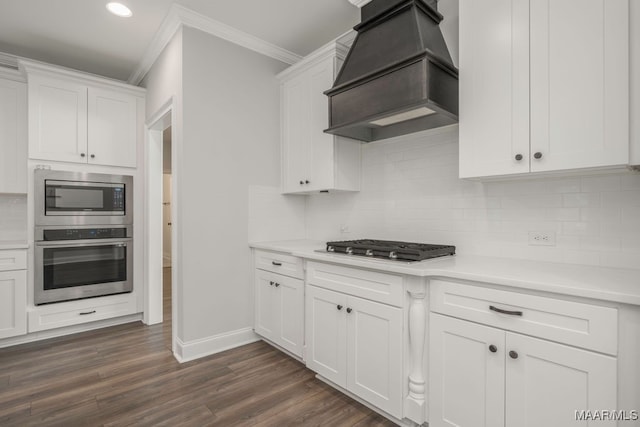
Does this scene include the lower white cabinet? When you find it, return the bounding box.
[0,249,27,339]
[254,269,304,357]
[429,313,617,427]
[0,270,27,339]
[28,293,138,332]
[306,284,403,419]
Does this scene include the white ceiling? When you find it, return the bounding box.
[0,0,359,81]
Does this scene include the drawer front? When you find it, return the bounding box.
[28,294,138,332]
[254,249,303,279]
[306,261,403,307]
[0,249,27,272]
[430,280,618,355]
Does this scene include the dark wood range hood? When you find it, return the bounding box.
[324,0,458,142]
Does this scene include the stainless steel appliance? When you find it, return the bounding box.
[324,239,455,262]
[34,226,133,305]
[34,169,135,305]
[35,169,133,226]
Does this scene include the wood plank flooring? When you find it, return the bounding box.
[0,268,396,426]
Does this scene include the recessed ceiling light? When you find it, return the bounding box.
[106,2,132,17]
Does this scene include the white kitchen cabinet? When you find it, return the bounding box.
[306,284,403,419]
[429,313,617,427]
[429,314,506,427]
[459,0,630,178]
[22,60,142,168]
[0,74,27,193]
[505,333,617,427]
[254,269,304,357]
[253,250,304,358]
[429,276,620,427]
[279,42,361,194]
[0,249,27,339]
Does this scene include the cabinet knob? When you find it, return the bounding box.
[305,180,310,184]
[275,282,280,287]
[515,154,523,161]
[489,345,497,353]
[346,307,352,314]
[533,152,543,159]
[90,154,95,159]
[509,350,519,359]
[80,153,86,157]
[299,180,304,185]
[337,305,343,310]
[269,281,274,286]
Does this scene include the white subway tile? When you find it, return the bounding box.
[563,193,601,208]
[581,175,621,192]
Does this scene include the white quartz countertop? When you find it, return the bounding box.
[250,239,640,306]
[0,241,29,250]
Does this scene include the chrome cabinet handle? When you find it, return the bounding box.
[489,305,523,316]
[79,310,96,315]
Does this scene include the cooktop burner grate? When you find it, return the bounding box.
[325,239,455,262]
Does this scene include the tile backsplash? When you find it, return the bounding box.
[0,194,27,241]
[304,126,640,270]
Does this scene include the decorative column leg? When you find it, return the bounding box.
[405,287,427,424]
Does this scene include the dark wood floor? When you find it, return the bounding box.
[0,268,396,426]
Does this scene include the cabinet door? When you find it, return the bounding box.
[276,274,304,357]
[0,270,27,339]
[88,87,137,167]
[28,76,88,163]
[429,314,505,427]
[505,333,617,427]
[346,295,403,419]
[254,270,278,341]
[0,78,27,193]
[281,74,311,193]
[530,0,629,172]
[308,59,335,191]
[458,0,530,178]
[305,285,347,387]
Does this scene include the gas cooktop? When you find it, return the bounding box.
[324,239,455,262]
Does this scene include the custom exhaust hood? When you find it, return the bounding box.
[324,0,458,142]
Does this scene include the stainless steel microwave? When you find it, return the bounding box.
[35,170,133,226]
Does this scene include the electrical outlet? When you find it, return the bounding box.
[528,231,556,246]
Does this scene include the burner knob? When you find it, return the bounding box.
[365,249,373,256]
[389,251,397,259]
[346,247,353,254]
[327,246,335,252]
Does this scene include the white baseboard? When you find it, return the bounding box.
[174,327,260,363]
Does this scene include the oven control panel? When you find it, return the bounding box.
[43,227,129,241]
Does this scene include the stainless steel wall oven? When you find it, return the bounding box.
[34,170,134,305]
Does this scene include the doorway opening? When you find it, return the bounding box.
[145,98,178,355]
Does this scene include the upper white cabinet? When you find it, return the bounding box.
[459,0,630,178]
[278,42,361,194]
[0,72,27,193]
[21,60,143,168]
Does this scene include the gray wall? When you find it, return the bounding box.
[180,27,287,342]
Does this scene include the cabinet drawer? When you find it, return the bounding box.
[306,261,403,307]
[28,294,137,332]
[0,249,27,271]
[254,250,303,279]
[430,280,618,355]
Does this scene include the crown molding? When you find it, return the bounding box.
[0,52,19,69]
[348,0,373,8]
[128,4,303,85]
[20,59,145,95]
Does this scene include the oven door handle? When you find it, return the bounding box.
[36,238,133,247]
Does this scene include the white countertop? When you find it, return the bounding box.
[0,241,29,250]
[250,239,640,306]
